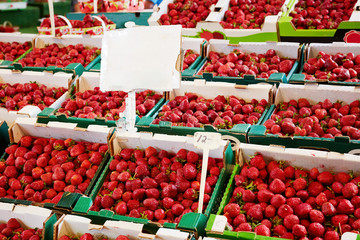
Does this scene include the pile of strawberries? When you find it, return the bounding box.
[0,136,108,203]
[159,0,218,28]
[183,49,199,70]
[0,218,42,240]
[70,14,114,28]
[199,49,295,78]
[263,98,360,139]
[289,0,356,29]
[0,82,67,111]
[57,88,162,120]
[90,147,223,223]
[224,153,360,239]
[39,16,68,28]
[59,233,129,240]
[17,43,100,68]
[0,41,31,62]
[303,51,360,82]
[220,0,285,29]
[152,93,267,129]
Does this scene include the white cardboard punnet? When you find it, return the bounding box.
[239,142,360,174]
[57,214,143,240]
[111,130,226,159]
[207,40,299,59]
[11,117,111,144]
[0,69,71,125]
[275,83,360,105]
[0,33,36,44]
[35,35,103,48]
[100,25,182,92]
[56,214,190,240]
[182,37,205,57]
[171,80,273,103]
[0,202,52,230]
[307,42,360,60]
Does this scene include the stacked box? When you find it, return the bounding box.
[206,143,360,239]
[37,71,165,128]
[73,131,234,237]
[1,117,112,210]
[0,69,72,126]
[249,83,360,153]
[290,42,360,86]
[136,80,275,142]
[183,40,302,85]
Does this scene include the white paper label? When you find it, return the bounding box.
[194,132,222,150]
[100,25,182,92]
[211,215,227,233]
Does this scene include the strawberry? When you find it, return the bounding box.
[342,182,358,198]
[247,204,263,221]
[250,154,266,170]
[337,199,354,214]
[309,209,324,223]
[294,203,312,219]
[183,164,197,180]
[70,144,85,157]
[307,181,324,197]
[269,178,285,194]
[116,236,130,240]
[324,231,340,240]
[292,224,307,237]
[19,136,33,148]
[254,224,270,236]
[308,222,325,238]
[284,214,299,230]
[317,171,334,185]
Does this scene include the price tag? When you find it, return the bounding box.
[211,215,227,233]
[193,132,222,214]
[341,232,359,240]
[194,132,222,150]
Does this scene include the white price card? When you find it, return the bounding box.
[341,232,360,240]
[194,132,223,150]
[100,25,182,92]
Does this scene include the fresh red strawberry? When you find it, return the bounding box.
[70,144,85,157]
[269,178,285,194]
[342,182,358,198]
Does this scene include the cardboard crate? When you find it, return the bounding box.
[206,143,360,239]
[136,80,275,142]
[183,40,302,85]
[148,0,291,43]
[12,35,103,75]
[248,83,360,153]
[0,202,57,240]
[37,71,165,128]
[0,117,112,210]
[278,0,360,43]
[181,38,207,76]
[147,0,217,36]
[55,214,192,240]
[0,33,36,69]
[0,69,72,126]
[72,131,235,238]
[290,42,360,86]
[185,0,291,43]
[0,1,27,10]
